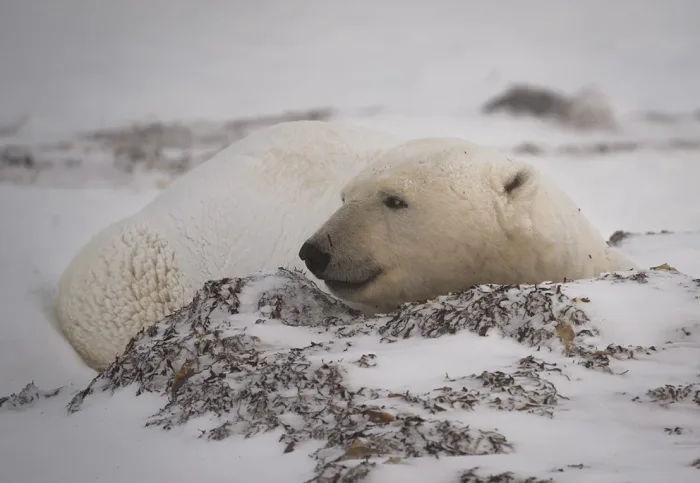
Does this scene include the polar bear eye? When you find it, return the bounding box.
[383,195,408,210]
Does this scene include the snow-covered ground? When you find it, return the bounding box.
[1,1,700,482]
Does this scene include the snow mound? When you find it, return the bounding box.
[6,267,700,482]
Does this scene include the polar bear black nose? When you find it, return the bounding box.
[298,241,330,275]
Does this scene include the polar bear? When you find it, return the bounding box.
[298,137,637,314]
[57,121,399,370]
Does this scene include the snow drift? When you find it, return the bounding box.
[5,264,700,482]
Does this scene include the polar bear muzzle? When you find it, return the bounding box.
[298,229,383,297]
[298,240,382,286]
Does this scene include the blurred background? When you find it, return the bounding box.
[1,0,699,232]
[2,0,699,128]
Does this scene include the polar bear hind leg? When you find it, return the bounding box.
[56,221,188,370]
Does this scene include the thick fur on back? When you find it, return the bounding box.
[301,137,638,314]
[56,121,399,370]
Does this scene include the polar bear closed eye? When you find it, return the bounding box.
[298,137,637,314]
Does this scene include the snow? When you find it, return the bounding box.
[611,231,700,278]
[1,1,700,482]
[4,268,698,482]
[0,185,159,394]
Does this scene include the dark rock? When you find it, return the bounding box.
[482,84,618,131]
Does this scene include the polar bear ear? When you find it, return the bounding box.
[500,161,539,201]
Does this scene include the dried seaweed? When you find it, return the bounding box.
[459,467,554,483]
[371,282,590,345]
[67,270,517,481]
[63,268,667,481]
[309,461,376,483]
[386,356,563,419]
[549,463,590,473]
[335,272,656,373]
[353,354,378,368]
[637,384,700,407]
[0,382,61,411]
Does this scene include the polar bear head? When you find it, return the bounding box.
[298,137,545,314]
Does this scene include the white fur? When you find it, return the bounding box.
[57,121,398,370]
[301,137,638,314]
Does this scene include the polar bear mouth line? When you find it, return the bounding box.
[322,271,382,292]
